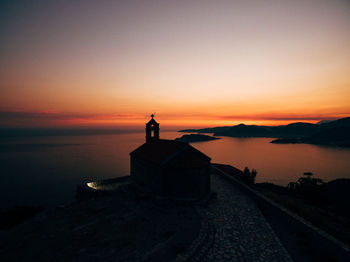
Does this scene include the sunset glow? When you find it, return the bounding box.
[1,0,350,128]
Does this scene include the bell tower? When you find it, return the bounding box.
[145,114,159,142]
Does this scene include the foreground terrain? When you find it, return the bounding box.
[0,171,292,262]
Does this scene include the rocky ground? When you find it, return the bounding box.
[0,185,200,262]
[0,172,293,262]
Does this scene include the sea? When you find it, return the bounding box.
[1,131,350,208]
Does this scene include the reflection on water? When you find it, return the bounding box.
[191,136,350,185]
[1,131,350,207]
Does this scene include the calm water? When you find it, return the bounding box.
[1,131,350,208]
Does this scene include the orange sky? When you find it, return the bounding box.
[1,0,350,128]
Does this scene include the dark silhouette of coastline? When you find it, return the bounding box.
[175,134,220,143]
[271,126,350,147]
[180,117,350,147]
[179,122,321,137]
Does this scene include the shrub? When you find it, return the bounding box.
[242,167,257,186]
[287,172,324,204]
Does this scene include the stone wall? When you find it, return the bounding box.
[130,156,163,194]
[131,155,210,200]
[213,165,350,262]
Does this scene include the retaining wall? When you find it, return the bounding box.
[212,165,350,262]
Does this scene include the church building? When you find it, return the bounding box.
[130,115,211,200]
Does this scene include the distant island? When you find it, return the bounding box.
[271,126,350,147]
[175,134,220,143]
[179,117,350,147]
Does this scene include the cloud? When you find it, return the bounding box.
[215,114,342,121]
[0,111,145,127]
[0,110,348,128]
[160,112,346,122]
[0,111,142,120]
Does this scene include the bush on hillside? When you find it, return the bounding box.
[288,172,324,204]
[242,167,257,186]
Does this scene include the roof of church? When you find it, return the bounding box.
[146,118,158,125]
[130,139,211,167]
[167,152,211,168]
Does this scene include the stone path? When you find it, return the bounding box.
[197,174,293,262]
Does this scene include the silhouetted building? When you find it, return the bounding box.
[130,115,211,199]
[145,114,159,142]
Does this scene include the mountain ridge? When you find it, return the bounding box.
[179,117,350,147]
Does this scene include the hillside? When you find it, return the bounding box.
[271,119,350,147]
[175,134,220,143]
[180,122,328,138]
[180,117,350,146]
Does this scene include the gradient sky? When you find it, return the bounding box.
[1,0,350,128]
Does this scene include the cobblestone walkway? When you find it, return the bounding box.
[198,174,293,262]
